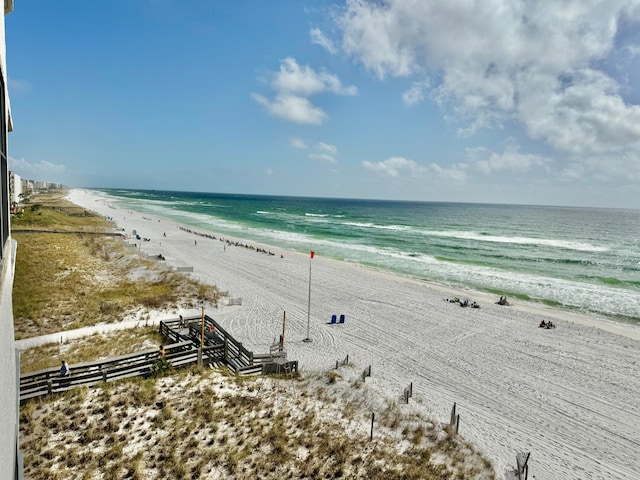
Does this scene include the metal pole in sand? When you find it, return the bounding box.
[303,251,314,342]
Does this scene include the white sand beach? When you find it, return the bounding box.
[66,189,640,480]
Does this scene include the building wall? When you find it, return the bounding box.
[21,178,32,194]
[0,1,20,478]
[0,239,18,479]
[9,171,21,205]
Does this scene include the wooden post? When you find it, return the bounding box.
[370,412,375,441]
[281,311,286,351]
[200,304,205,348]
[198,348,203,367]
[224,338,229,362]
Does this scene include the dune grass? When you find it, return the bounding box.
[20,368,495,480]
[19,325,164,373]
[11,189,109,231]
[11,192,221,340]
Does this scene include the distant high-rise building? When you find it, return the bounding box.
[8,171,21,207]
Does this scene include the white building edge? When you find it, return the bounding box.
[0,0,21,478]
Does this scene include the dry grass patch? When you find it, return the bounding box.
[19,325,164,373]
[11,190,109,231]
[13,233,219,338]
[20,367,495,480]
[12,192,223,340]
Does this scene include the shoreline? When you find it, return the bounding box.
[76,188,640,342]
[66,188,640,479]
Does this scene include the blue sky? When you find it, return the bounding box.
[6,0,640,208]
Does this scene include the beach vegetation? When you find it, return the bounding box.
[18,325,164,373]
[19,367,495,479]
[12,191,224,341]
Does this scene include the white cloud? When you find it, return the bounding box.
[252,93,327,125]
[309,142,338,164]
[265,168,274,176]
[428,162,467,182]
[253,57,357,125]
[273,57,357,96]
[363,156,467,182]
[466,140,552,175]
[336,0,640,182]
[316,142,337,155]
[402,80,430,106]
[362,157,425,177]
[289,137,308,149]
[310,28,337,54]
[9,156,66,178]
[309,153,337,164]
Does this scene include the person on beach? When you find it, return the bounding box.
[158,345,165,358]
[179,315,185,329]
[60,360,70,377]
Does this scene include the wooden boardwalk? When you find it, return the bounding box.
[19,314,298,403]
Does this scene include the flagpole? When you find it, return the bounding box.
[303,251,313,342]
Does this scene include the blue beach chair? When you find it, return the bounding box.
[339,314,345,324]
[330,314,337,324]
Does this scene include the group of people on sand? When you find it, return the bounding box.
[178,226,281,257]
[446,297,480,308]
[497,296,510,306]
[539,320,556,329]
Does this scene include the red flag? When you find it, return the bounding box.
[310,251,315,258]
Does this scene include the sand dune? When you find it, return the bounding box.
[68,189,640,480]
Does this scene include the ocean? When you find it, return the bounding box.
[95,188,640,326]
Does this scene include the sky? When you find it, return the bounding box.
[6,0,640,208]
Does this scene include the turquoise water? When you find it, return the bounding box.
[96,188,640,325]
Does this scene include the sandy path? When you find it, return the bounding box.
[64,189,640,480]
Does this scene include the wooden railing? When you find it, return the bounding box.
[162,315,254,368]
[20,315,298,403]
[19,341,201,403]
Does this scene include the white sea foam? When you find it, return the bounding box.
[342,221,409,231]
[422,230,609,252]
